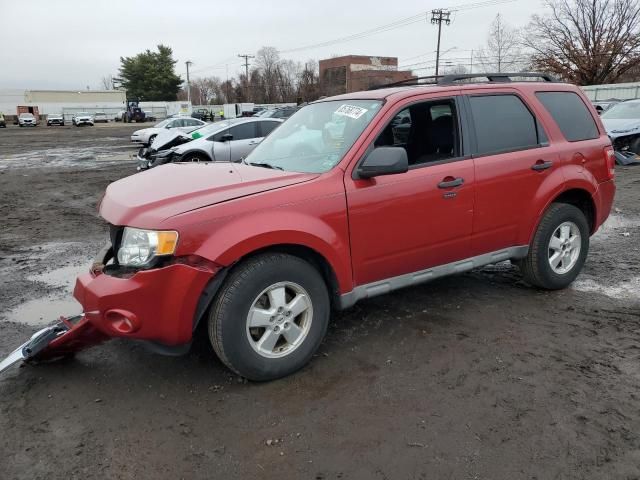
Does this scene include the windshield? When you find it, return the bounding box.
[602,102,640,120]
[193,121,230,138]
[19,113,34,118]
[245,100,383,173]
[154,119,171,128]
[77,112,90,116]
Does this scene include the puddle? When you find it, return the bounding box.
[573,276,640,301]
[28,264,88,292]
[6,297,82,326]
[3,262,88,326]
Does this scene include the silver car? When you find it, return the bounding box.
[139,117,283,170]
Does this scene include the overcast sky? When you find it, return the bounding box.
[0,0,546,90]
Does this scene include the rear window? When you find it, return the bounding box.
[469,94,541,155]
[536,91,599,142]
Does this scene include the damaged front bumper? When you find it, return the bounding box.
[0,315,108,374]
[1,245,217,376]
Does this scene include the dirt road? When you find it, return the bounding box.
[1,125,639,480]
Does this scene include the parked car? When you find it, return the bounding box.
[192,108,212,121]
[143,111,157,122]
[18,113,38,127]
[259,106,299,119]
[0,113,5,128]
[72,112,94,126]
[94,112,108,123]
[32,73,616,381]
[114,110,125,122]
[131,117,207,146]
[592,98,621,115]
[600,99,640,154]
[47,113,65,126]
[137,118,283,170]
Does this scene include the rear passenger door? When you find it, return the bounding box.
[464,91,557,255]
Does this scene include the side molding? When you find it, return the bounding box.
[339,246,529,309]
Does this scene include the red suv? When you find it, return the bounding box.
[65,73,615,380]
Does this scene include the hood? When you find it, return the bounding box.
[151,129,192,151]
[100,162,318,227]
[601,118,640,138]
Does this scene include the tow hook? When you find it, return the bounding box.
[0,314,108,375]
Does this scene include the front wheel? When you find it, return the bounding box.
[519,203,589,289]
[181,153,208,163]
[209,253,330,381]
[147,134,156,146]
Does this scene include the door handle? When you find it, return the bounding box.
[438,177,464,189]
[531,160,553,171]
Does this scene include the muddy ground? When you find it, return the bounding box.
[0,124,639,480]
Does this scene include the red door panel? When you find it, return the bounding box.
[346,160,475,286]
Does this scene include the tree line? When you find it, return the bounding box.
[113,0,640,102]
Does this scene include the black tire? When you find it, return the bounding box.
[209,253,330,381]
[147,134,156,146]
[181,153,209,163]
[519,203,589,290]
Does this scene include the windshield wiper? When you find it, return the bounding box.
[248,162,283,170]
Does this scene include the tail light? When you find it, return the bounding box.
[604,146,615,180]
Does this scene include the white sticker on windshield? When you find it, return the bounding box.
[334,104,368,119]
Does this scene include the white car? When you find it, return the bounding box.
[18,113,37,127]
[72,112,94,126]
[130,117,207,146]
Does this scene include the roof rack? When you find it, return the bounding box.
[438,72,560,84]
[368,75,442,90]
[368,72,560,90]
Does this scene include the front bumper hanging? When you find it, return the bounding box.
[0,314,108,375]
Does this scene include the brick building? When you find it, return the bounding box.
[319,55,414,96]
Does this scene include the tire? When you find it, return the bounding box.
[147,134,156,146]
[519,203,589,290]
[209,253,330,381]
[181,153,209,163]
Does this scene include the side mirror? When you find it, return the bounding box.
[356,147,408,179]
[221,133,233,142]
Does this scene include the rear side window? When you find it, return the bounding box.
[469,95,540,155]
[536,91,599,142]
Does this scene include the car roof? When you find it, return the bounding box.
[316,79,580,104]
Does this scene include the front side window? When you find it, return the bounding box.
[373,99,458,165]
[469,95,540,155]
[246,100,383,173]
[537,91,599,142]
[229,122,257,140]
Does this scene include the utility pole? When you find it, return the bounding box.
[185,60,193,104]
[470,49,474,74]
[237,53,255,100]
[431,9,451,77]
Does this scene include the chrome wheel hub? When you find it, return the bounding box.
[548,221,581,274]
[246,282,313,359]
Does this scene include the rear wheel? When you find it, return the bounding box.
[519,203,589,289]
[209,253,330,381]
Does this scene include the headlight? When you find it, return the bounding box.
[117,227,179,267]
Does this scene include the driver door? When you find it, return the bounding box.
[344,95,475,286]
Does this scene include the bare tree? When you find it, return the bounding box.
[100,75,114,90]
[255,46,281,102]
[524,0,640,84]
[191,77,220,105]
[477,14,524,72]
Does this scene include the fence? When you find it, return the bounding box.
[582,82,640,101]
